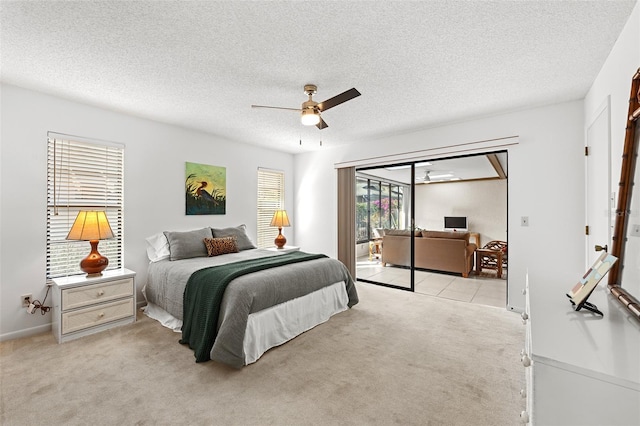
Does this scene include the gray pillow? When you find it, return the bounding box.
[163,228,213,260]
[211,224,256,251]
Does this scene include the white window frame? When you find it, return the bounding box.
[257,168,285,248]
[46,133,124,279]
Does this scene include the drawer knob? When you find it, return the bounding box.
[521,354,531,367]
[97,290,105,296]
[520,410,530,423]
[98,312,105,318]
[520,388,527,398]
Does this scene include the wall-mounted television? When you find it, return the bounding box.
[444,216,467,231]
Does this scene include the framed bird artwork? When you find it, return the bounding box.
[185,162,226,215]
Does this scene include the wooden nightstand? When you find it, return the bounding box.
[52,268,136,343]
[266,246,300,253]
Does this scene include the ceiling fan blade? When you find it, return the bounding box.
[316,117,328,129]
[317,88,361,111]
[251,104,301,111]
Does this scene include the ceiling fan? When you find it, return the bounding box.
[251,84,361,129]
[417,169,458,183]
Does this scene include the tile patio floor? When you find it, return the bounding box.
[356,256,507,308]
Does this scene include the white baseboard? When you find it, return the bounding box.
[0,323,52,342]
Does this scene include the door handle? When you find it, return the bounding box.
[595,244,608,252]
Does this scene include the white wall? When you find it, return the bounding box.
[295,100,586,311]
[414,179,507,245]
[585,2,639,174]
[0,84,294,340]
[584,1,640,297]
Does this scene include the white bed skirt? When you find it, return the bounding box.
[243,281,348,364]
[143,281,348,365]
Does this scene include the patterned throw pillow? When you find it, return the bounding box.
[203,237,239,256]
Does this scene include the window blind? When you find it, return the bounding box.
[257,168,285,248]
[46,134,124,279]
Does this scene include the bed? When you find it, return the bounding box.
[142,225,359,368]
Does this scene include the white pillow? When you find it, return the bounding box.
[145,232,170,262]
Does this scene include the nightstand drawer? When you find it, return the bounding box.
[61,278,134,310]
[61,298,134,335]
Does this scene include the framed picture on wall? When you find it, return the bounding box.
[185,162,226,215]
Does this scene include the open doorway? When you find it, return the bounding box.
[355,151,508,308]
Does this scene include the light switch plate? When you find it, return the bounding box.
[521,216,529,227]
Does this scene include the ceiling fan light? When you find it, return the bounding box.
[301,109,320,126]
[429,173,454,179]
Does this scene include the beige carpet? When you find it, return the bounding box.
[1,282,524,425]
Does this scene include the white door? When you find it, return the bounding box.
[586,98,612,266]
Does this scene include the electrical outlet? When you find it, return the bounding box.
[631,224,640,237]
[21,294,32,307]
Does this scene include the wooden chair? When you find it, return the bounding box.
[477,240,508,277]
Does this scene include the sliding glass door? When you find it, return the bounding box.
[354,151,509,307]
[355,164,413,290]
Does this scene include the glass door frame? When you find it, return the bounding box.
[354,150,509,300]
[355,162,417,292]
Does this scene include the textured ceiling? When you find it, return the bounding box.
[1,1,636,154]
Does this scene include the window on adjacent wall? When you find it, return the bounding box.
[355,175,405,244]
[46,134,124,279]
[257,168,285,248]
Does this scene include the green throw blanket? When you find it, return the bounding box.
[179,251,327,362]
